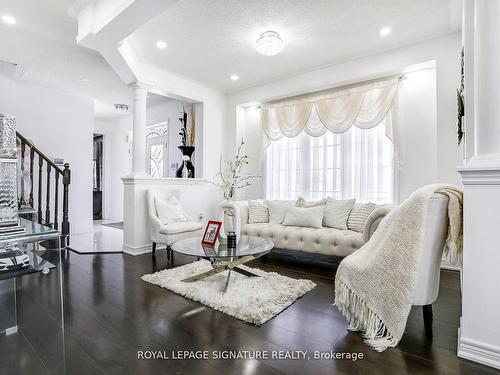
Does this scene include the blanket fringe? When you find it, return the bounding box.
[443,237,463,267]
[334,280,397,352]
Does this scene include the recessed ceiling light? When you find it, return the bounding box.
[230,74,239,81]
[79,77,89,83]
[255,31,284,56]
[379,26,392,37]
[156,40,167,49]
[1,14,16,25]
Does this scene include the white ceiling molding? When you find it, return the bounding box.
[75,0,179,85]
[0,0,135,120]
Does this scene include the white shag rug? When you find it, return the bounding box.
[141,260,316,325]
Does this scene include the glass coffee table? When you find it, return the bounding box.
[171,236,274,284]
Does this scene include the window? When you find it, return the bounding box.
[265,121,395,203]
[146,122,168,178]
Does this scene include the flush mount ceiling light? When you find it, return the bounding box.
[379,26,392,37]
[1,14,16,25]
[255,31,284,56]
[156,40,167,49]
[230,74,239,81]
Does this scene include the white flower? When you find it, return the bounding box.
[182,155,191,161]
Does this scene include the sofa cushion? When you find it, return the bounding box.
[267,200,295,224]
[283,206,324,229]
[241,223,364,257]
[248,199,269,223]
[155,196,188,224]
[295,197,327,207]
[159,221,203,235]
[323,198,355,229]
[347,202,376,232]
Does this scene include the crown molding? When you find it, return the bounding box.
[457,166,500,185]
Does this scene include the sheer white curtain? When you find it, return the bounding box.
[261,78,398,204]
[260,78,398,148]
[265,120,395,203]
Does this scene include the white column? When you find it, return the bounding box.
[131,83,148,175]
[471,0,500,166]
[457,0,500,369]
[122,83,149,254]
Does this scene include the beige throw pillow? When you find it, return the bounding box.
[323,198,356,230]
[347,202,377,232]
[267,200,295,224]
[248,200,269,223]
[296,197,328,208]
[283,206,325,229]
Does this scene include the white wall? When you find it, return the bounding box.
[95,99,206,221]
[117,59,227,254]
[94,116,132,221]
[0,74,94,234]
[397,67,438,200]
[146,100,204,178]
[226,33,462,202]
[130,60,226,180]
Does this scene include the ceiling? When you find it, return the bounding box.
[0,0,461,120]
[147,92,174,108]
[129,0,461,93]
[0,0,131,120]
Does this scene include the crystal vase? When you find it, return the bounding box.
[0,160,18,226]
[0,114,19,226]
[0,114,17,159]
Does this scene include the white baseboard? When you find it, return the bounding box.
[122,243,168,256]
[122,244,152,256]
[458,331,500,370]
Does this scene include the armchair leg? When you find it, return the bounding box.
[167,246,173,259]
[152,242,157,255]
[423,304,433,339]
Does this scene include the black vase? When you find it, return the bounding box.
[176,146,195,178]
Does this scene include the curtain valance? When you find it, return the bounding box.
[260,78,399,145]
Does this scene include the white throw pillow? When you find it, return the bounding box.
[295,197,327,208]
[155,196,188,224]
[248,200,269,223]
[283,206,325,229]
[267,200,295,224]
[347,202,377,233]
[323,198,356,230]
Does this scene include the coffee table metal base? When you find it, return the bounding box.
[181,252,268,283]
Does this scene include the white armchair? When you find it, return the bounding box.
[146,188,203,257]
[365,193,450,338]
[412,193,450,338]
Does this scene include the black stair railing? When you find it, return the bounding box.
[16,131,71,247]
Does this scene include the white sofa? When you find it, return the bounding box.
[233,194,450,337]
[232,200,391,257]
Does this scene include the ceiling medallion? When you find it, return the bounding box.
[255,31,284,56]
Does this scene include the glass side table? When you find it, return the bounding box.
[0,218,65,374]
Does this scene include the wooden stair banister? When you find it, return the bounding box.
[16,131,71,247]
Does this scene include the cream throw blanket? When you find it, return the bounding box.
[334,184,463,352]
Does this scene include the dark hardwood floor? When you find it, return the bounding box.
[1,248,498,375]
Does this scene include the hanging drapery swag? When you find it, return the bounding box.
[259,78,399,148]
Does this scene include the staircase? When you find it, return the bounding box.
[16,132,71,247]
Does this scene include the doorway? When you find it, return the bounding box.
[146,131,168,178]
[93,134,103,220]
